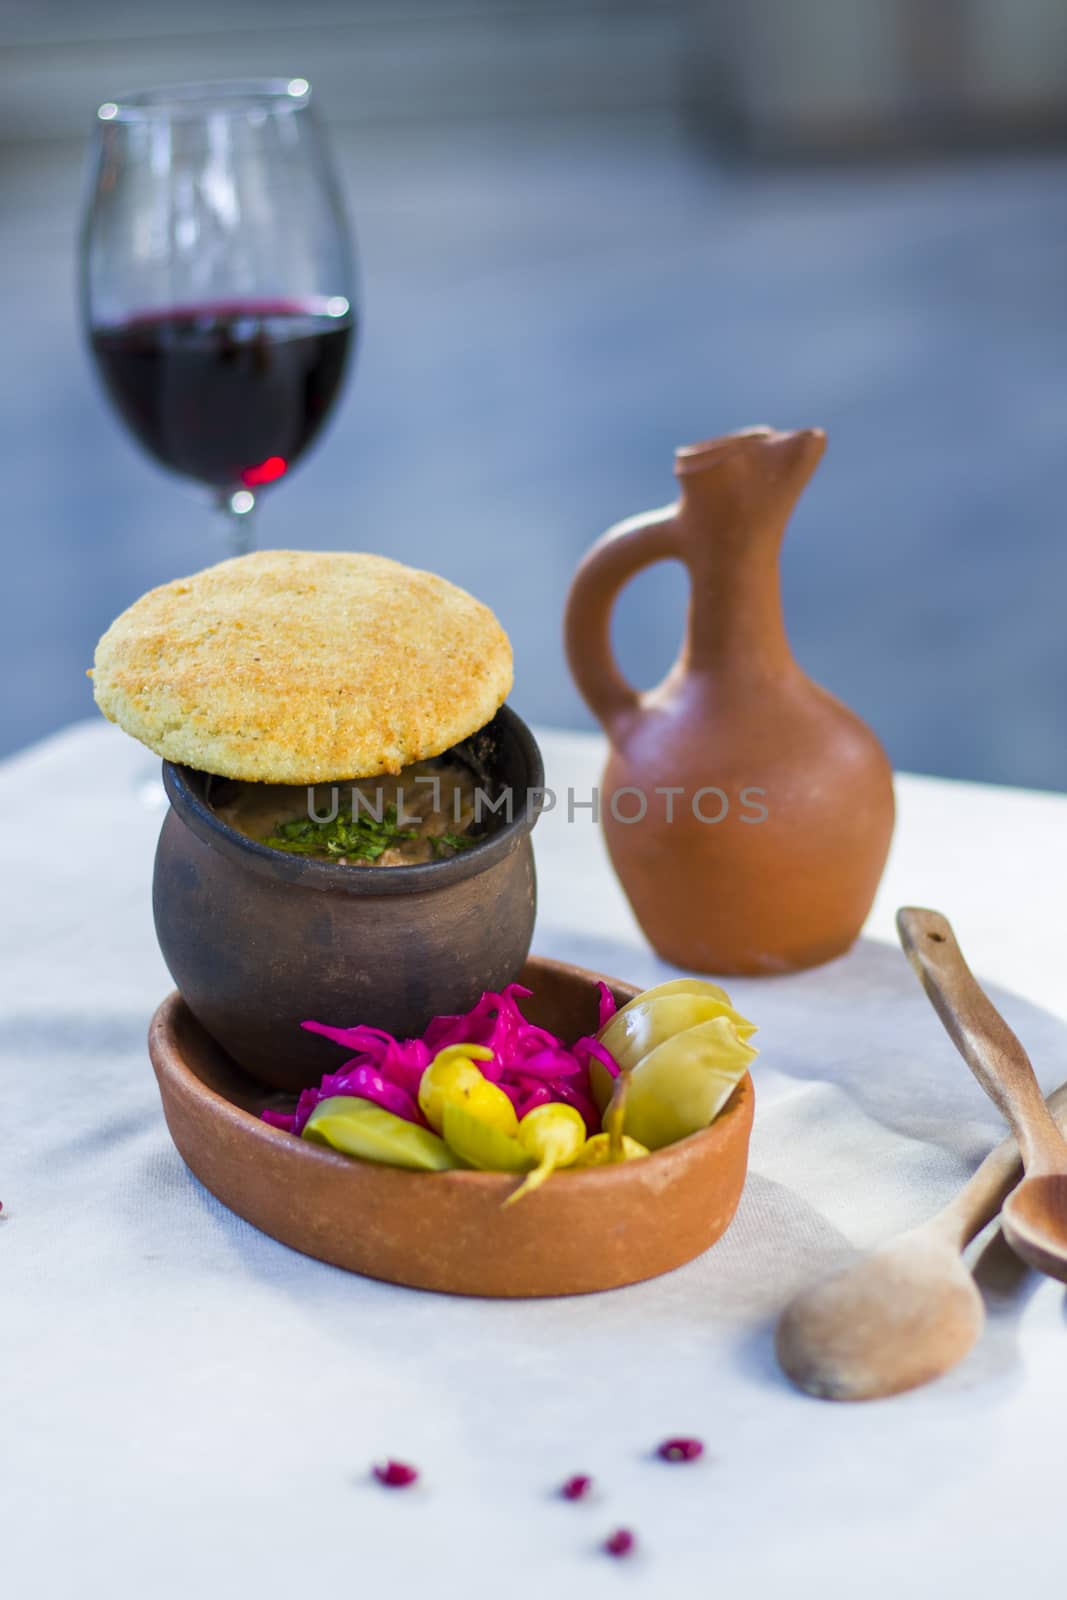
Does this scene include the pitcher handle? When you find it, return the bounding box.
[563,502,682,735]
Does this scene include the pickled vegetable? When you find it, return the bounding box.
[284,978,758,1182]
[281,981,609,1140]
[442,1100,535,1173]
[417,1043,500,1132]
[592,982,756,1112]
[302,1096,460,1170]
[599,991,756,1072]
[601,1069,630,1159]
[504,1103,587,1206]
[618,1017,756,1150]
[570,1132,649,1167]
[616,977,731,1008]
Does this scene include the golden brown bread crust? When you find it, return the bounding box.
[91,550,514,781]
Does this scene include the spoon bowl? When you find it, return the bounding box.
[776,1231,985,1401]
[1002,1174,1067,1284]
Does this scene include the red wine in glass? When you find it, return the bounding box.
[80,80,356,553]
[89,298,354,492]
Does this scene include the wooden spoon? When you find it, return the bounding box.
[898,907,1067,1284]
[776,1078,1067,1400]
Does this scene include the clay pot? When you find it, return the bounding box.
[564,428,894,974]
[152,706,543,1091]
[147,956,754,1297]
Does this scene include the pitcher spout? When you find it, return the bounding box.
[673,425,827,547]
[670,426,828,677]
[674,426,826,482]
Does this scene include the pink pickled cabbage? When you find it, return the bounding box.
[263,981,619,1138]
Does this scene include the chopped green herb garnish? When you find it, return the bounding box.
[430,832,478,858]
[266,804,419,862]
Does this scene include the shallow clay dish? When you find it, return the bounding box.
[148,955,754,1297]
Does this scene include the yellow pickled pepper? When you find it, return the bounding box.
[503,1103,587,1206]
[570,1132,649,1167]
[441,1100,535,1172]
[418,1043,517,1135]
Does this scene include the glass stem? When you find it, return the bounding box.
[216,487,257,557]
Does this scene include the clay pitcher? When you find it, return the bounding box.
[564,427,894,975]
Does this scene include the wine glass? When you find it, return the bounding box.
[79,78,356,556]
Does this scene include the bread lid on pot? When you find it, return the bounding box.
[90,550,514,782]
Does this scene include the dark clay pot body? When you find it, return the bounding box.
[153,707,542,1090]
[565,429,895,975]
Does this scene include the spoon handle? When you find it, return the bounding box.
[933,1081,1067,1248]
[897,907,1067,1173]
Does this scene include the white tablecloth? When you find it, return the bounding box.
[3,722,1067,1599]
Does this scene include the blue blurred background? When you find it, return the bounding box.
[2,0,1065,786]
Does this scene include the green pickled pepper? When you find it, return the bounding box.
[615,1016,757,1150]
[302,1096,461,1171]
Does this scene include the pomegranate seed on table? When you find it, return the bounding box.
[603,1528,636,1558]
[372,1459,418,1488]
[657,1436,704,1463]
[560,1474,592,1501]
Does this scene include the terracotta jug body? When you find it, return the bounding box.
[564,427,895,975]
